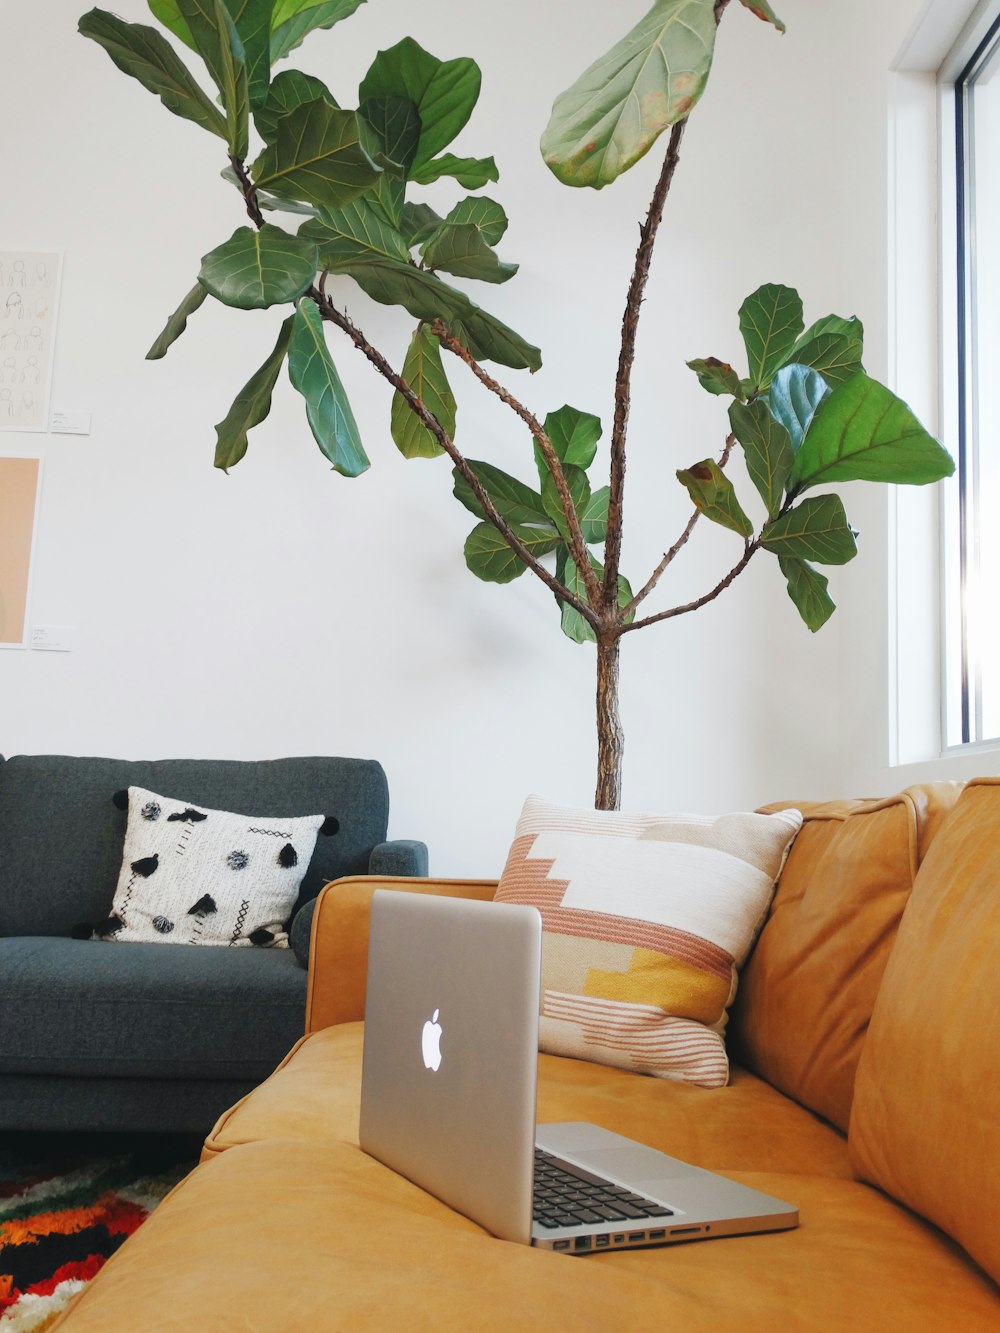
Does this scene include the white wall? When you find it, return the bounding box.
[0,0,927,874]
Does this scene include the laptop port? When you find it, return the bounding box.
[613,1233,626,1245]
[628,1231,646,1242]
[595,1235,609,1248]
[649,1229,666,1240]
[553,1240,570,1251]
[671,1226,702,1236]
[574,1236,592,1252]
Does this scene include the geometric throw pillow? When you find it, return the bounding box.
[101,787,327,948]
[494,795,803,1088]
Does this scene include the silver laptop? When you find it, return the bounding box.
[359,889,798,1254]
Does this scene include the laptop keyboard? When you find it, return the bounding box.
[532,1148,674,1229]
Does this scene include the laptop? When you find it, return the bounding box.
[359,889,798,1254]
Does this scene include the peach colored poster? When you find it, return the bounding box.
[0,457,41,647]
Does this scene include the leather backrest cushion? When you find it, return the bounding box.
[731,783,962,1132]
[849,778,1000,1283]
[0,755,389,936]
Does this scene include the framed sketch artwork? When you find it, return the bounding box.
[0,251,61,433]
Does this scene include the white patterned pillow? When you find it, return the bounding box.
[101,787,326,948]
[494,795,802,1088]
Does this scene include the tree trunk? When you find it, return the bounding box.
[595,631,624,810]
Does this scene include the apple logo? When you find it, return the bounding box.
[421,1008,443,1072]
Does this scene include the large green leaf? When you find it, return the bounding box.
[687,357,743,398]
[170,0,266,124]
[767,364,829,451]
[555,547,633,644]
[789,314,864,386]
[198,224,318,309]
[737,0,785,32]
[464,522,559,583]
[147,1,195,47]
[390,325,456,460]
[209,1,249,159]
[728,398,794,519]
[150,0,314,76]
[269,0,367,63]
[359,38,482,173]
[213,314,294,470]
[420,196,514,285]
[410,154,499,189]
[252,100,381,210]
[287,298,369,476]
[578,486,610,544]
[301,201,410,267]
[401,202,445,247]
[789,372,955,492]
[540,0,718,189]
[368,174,407,232]
[777,556,835,633]
[543,404,602,469]
[421,223,517,286]
[676,459,753,537]
[541,463,592,544]
[452,462,552,527]
[226,0,271,109]
[739,284,804,392]
[146,283,207,360]
[358,96,421,178]
[444,198,508,247]
[761,494,858,565]
[79,9,227,139]
[339,257,542,371]
[172,1,240,104]
[255,70,338,140]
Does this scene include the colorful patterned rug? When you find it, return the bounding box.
[0,1133,200,1332]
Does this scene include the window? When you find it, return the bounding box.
[950,9,1000,745]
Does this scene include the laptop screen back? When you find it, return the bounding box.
[360,889,543,1244]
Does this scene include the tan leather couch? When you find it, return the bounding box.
[53,780,1000,1330]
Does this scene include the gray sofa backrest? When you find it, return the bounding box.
[0,754,389,937]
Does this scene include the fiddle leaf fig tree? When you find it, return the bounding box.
[79,0,955,810]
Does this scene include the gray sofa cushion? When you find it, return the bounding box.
[0,1072,268,1134]
[0,936,307,1080]
[0,754,389,936]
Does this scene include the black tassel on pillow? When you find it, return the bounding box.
[187,894,218,916]
[278,843,298,868]
[249,928,275,947]
[94,915,123,938]
[131,854,159,878]
[320,816,339,836]
[112,789,129,811]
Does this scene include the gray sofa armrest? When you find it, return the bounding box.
[368,839,429,878]
[289,840,429,967]
[290,901,318,968]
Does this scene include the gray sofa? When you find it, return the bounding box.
[0,753,426,1133]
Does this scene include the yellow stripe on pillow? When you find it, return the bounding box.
[583,947,731,1026]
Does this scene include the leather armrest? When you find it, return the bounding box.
[304,876,498,1034]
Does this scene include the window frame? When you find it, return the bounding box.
[952,9,1000,746]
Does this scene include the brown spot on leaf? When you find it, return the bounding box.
[690,464,713,482]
